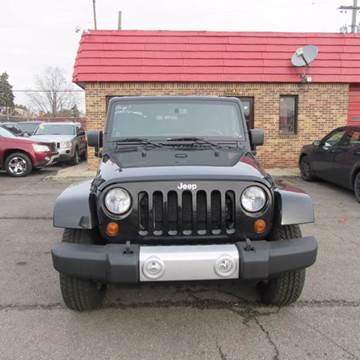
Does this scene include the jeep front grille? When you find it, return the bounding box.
[138,190,236,236]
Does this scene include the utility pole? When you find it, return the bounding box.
[339,0,360,33]
[118,11,122,30]
[92,0,97,30]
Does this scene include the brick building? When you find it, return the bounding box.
[73,30,360,168]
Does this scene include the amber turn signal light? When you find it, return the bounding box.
[254,219,266,234]
[106,222,119,236]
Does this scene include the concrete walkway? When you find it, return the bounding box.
[45,162,96,181]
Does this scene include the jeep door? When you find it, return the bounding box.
[331,128,360,188]
[311,128,346,180]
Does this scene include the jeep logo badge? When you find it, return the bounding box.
[177,182,198,191]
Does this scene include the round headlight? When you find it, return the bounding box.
[241,186,267,213]
[104,188,131,215]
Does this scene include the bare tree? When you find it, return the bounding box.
[27,67,79,117]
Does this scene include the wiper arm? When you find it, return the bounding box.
[112,138,163,148]
[165,136,245,154]
[165,136,226,155]
[166,136,234,150]
[166,136,219,146]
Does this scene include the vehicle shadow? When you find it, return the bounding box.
[104,281,261,311]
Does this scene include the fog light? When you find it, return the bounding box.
[142,257,165,280]
[254,219,266,234]
[106,222,119,236]
[214,255,236,278]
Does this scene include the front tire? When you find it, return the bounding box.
[258,224,306,306]
[5,152,32,177]
[354,172,360,203]
[59,229,106,311]
[71,148,80,165]
[81,148,88,161]
[300,156,315,181]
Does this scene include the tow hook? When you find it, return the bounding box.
[244,238,254,252]
[123,240,133,254]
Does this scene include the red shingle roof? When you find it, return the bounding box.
[73,30,360,85]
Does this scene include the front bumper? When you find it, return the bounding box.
[55,147,74,161]
[51,237,317,283]
[46,153,60,166]
[33,152,59,168]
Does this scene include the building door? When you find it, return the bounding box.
[348,85,360,125]
[238,97,254,129]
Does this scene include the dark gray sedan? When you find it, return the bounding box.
[299,126,360,202]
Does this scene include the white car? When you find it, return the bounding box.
[31,122,87,164]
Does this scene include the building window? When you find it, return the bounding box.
[238,97,255,129]
[279,95,298,134]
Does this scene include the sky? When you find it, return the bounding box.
[0,0,354,111]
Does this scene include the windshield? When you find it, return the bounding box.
[35,124,75,136]
[109,100,244,140]
[18,123,40,134]
[0,126,15,137]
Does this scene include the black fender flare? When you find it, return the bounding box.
[53,180,97,229]
[274,183,315,225]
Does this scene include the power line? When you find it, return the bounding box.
[10,89,84,93]
[338,0,360,33]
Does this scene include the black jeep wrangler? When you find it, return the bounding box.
[51,96,318,311]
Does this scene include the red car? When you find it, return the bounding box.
[0,126,59,177]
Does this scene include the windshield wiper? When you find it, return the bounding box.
[166,136,219,145]
[166,136,240,150]
[112,138,164,149]
[165,136,229,155]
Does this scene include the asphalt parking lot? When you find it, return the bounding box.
[0,169,359,360]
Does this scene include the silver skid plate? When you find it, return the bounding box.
[139,244,239,282]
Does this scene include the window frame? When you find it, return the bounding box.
[320,128,347,150]
[237,96,255,129]
[341,128,360,147]
[279,95,298,135]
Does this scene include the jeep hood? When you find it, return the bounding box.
[94,149,271,189]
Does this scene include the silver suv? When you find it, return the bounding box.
[32,122,87,164]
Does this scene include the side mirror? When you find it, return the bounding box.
[249,128,264,147]
[313,140,321,147]
[87,130,103,157]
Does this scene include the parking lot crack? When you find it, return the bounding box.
[216,344,228,360]
[0,216,53,220]
[254,317,280,360]
[295,299,360,308]
[0,303,63,311]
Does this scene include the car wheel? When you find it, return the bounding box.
[72,148,80,165]
[258,224,306,306]
[5,152,32,177]
[59,229,106,311]
[81,148,88,161]
[300,156,315,181]
[354,172,360,203]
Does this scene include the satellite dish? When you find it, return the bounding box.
[291,45,318,67]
